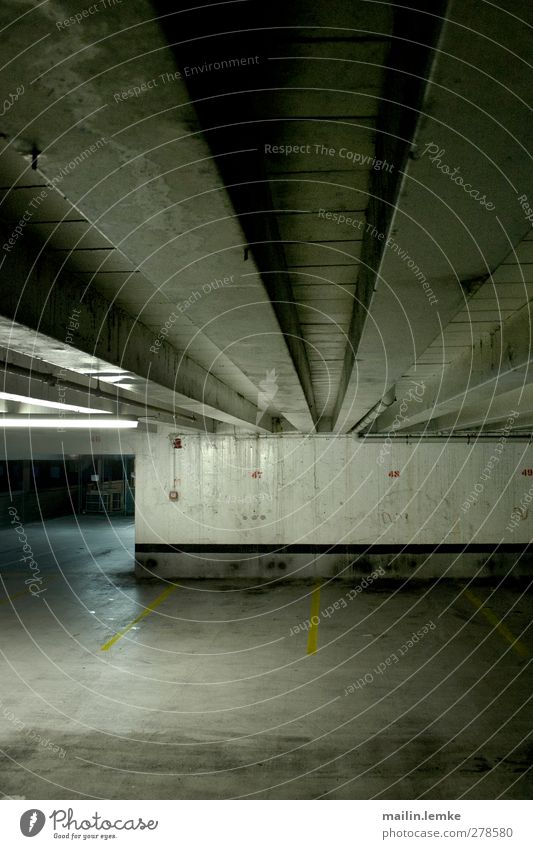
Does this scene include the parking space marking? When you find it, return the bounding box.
[100,583,177,651]
[459,585,530,658]
[0,575,58,606]
[307,582,322,654]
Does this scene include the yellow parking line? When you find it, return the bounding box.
[460,585,529,658]
[101,584,177,651]
[0,587,37,606]
[0,575,58,606]
[307,582,322,654]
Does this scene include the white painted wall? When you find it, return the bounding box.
[135,432,533,545]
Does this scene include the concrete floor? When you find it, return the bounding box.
[0,516,531,800]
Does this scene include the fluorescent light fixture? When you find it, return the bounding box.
[0,390,108,414]
[97,375,131,384]
[81,368,128,374]
[0,417,138,429]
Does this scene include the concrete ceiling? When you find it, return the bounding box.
[0,0,531,436]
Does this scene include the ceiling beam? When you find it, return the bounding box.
[402,386,533,433]
[0,225,268,431]
[0,357,214,430]
[330,0,448,431]
[374,302,533,432]
[154,0,318,427]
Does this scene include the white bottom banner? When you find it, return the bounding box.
[1,800,530,848]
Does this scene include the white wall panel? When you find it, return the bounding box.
[135,433,533,545]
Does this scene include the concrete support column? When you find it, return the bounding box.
[134,432,533,581]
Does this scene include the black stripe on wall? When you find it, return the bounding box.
[136,543,533,554]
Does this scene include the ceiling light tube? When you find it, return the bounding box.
[0,417,138,429]
[0,391,108,414]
